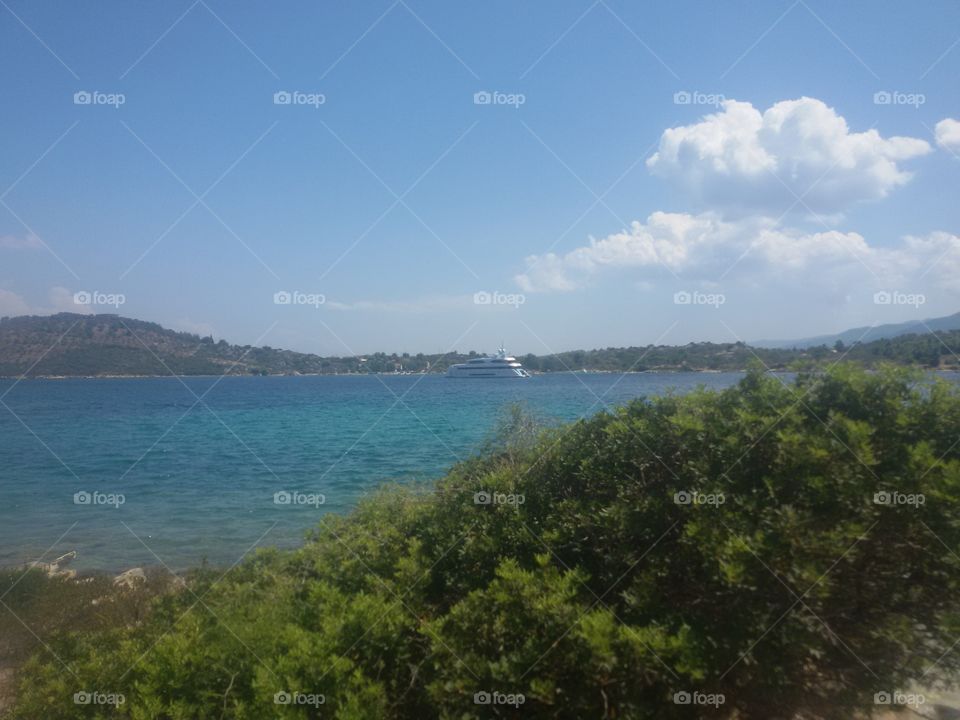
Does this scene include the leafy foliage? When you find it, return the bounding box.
[5,365,960,718]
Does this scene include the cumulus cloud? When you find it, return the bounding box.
[647,97,930,216]
[935,118,960,155]
[516,212,748,291]
[515,97,952,307]
[515,212,960,295]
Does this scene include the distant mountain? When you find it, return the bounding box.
[754,311,960,349]
[1,312,958,378]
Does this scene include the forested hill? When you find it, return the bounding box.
[0,312,958,377]
[0,314,332,377]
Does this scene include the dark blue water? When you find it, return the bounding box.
[1,372,749,571]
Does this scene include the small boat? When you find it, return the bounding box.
[446,346,531,378]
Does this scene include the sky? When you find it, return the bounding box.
[1,0,959,356]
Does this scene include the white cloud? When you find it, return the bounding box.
[647,97,930,215]
[0,287,95,317]
[0,289,32,316]
[516,212,746,291]
[935,118,960,155]
[516,211,960,296]
[49,286,90,313]
[0,233,44,250]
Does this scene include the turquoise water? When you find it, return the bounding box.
[1,372,750,571]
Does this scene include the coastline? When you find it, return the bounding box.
[6,364,958,381]
[0,368,775,380]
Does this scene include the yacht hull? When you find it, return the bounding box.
[446,367,530,378]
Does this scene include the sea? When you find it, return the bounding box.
[0,370,934,572]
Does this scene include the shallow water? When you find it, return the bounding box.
[0,370,906,571]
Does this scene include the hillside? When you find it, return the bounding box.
[755,310,960,349]
[1,313,959,378]
[0,314,333,377]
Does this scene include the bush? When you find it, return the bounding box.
[5,365,960,719]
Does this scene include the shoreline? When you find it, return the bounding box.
[4,368,959,381]
[0,368,788,381]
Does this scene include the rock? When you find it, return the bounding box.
[113,567,147,590]
[51,551,77,567]
[28,550,77,578]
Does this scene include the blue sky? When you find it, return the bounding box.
[1,0,959,355]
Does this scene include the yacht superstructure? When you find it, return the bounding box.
[446,347,531,378]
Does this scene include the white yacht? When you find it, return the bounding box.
[446,347,531,378]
